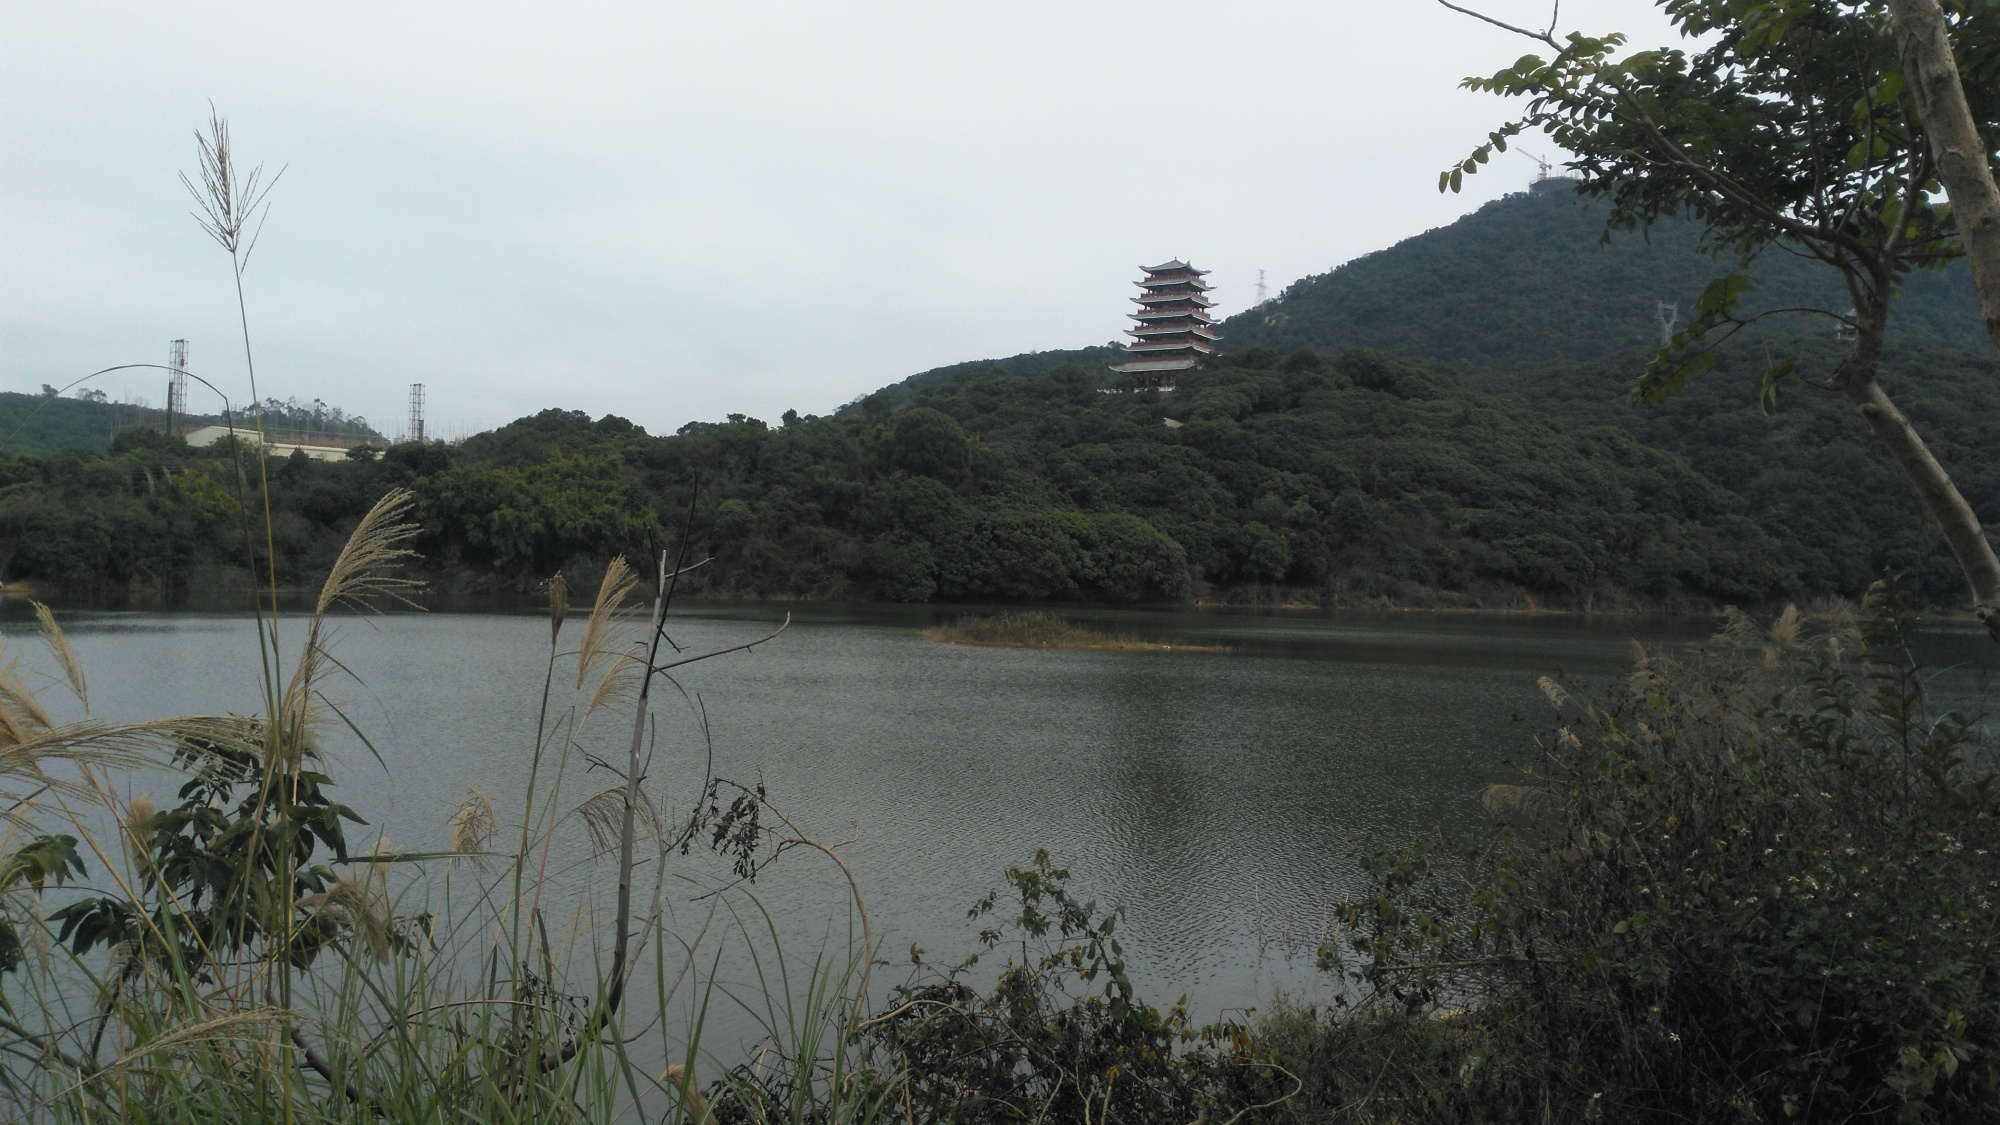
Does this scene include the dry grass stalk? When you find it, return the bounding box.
[1,716,257,835]
[1536,676,1568,709]
[549,572,569,644]
[586,649,642,715]
[576,557,638,691]
[181,106,281,262]
[663,1063,712,1123]
[277,489,422,766]
[300,839,393,962]
[1481,784,1550,816]
[574,784,660,854]
[32,602,87,712]
[312,489,422,619]
[95,1007,288,1074]
[122,793,158,871]
[449,787,499,870]
[0,639,54,738]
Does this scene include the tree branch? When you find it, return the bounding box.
[1436,0,1560,48]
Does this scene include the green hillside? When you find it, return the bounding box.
[860,182,1982,409]
[0,391,385,455]
[0,350,1803,610]
[1471,338,2000,605]
[852,346,1121,416]
[834,182,1997,610]
[1215,180,1982,374]
[0,393,188,456]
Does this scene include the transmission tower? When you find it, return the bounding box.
[1654,301,1681,345]
[166,339,188,435]
[408,383,426,443]
[1256,269,1269,306]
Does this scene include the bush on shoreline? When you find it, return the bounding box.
[1236,581,2000,1122]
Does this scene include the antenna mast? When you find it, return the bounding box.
[408,383,426,443]
[166,339,188,436]
[1654,301,1681,345]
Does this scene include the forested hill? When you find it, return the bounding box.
[0,350,1817,611]
[857,181,1982,412]
[0,391,384,455]
[1216,181,1983,376]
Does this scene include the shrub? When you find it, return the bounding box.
[1306,578,2000,1122]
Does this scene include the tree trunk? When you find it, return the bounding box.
[1887,0,2000,353]
[1835,321,2000,637]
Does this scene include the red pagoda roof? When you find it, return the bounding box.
[1140,260,1210,276]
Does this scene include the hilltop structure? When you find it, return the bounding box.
[182,424,356,462]
[1110,260,1219,388]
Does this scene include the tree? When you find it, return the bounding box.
[1884,0,2000,354]
[890,407,972,485]
[1441,0,2000,635]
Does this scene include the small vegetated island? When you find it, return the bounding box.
[924,610,1231,652]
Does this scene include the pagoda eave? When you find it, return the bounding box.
[1139,260,1210,276]
[1129,309,1217,323]
[1110,361,1199,376]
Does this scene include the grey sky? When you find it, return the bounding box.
[2,1,1678,439]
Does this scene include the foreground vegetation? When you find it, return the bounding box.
[4,495,1993,1122]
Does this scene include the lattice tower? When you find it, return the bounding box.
[408,383,426,443]
[166,339,188,435]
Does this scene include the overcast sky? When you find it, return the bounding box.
[2,1,1680,439]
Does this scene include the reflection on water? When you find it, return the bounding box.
[5,600,1993,1025]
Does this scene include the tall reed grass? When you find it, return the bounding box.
[0,113,880,1123]
[0,486,902,1123]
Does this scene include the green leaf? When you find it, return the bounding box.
[1755,356,1801,416]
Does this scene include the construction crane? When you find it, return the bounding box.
[1522,150,1556,180]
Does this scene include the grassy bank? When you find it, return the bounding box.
[923,610,1232,652]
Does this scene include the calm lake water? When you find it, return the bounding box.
[8,600,1997,1040]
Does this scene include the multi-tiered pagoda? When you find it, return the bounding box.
[1109,260,1219,388]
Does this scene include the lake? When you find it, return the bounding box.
[7,599,1994,1041]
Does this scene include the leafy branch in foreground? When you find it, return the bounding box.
[1442,0,2000,637]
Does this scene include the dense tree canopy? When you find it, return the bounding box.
[0,349,1829,611]
[1439,0,2000,629]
